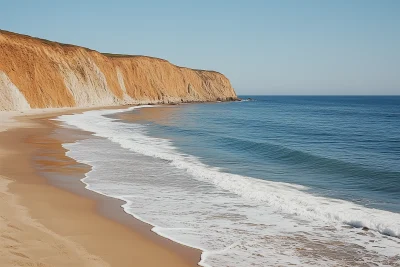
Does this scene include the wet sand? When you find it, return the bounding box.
[0,108,201,267]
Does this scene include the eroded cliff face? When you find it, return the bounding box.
[0,30,237,111]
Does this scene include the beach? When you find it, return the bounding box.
[1,2,399,265]
[0,108,200,267]
[1,97,399,267]
[53,98,399,266]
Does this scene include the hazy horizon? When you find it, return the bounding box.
[1,0,399,95]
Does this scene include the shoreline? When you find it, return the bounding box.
[0,106,201,267]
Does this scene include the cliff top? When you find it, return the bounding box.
[0,29,221,74]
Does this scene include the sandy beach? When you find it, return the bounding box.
[0,108,200,267]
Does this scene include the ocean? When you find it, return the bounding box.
[57,96,400,266]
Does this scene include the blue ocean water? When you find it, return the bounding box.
[138,96,400,212]
[57,96,400,267]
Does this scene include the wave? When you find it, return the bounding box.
[56,106,400,239]
[138,122,400,193]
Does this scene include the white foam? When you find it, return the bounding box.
[57,107,400,267]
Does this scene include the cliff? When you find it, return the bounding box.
[0,30,237,111]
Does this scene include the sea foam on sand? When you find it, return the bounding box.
[57,107,400,267]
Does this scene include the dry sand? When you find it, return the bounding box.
[0,108,200,267]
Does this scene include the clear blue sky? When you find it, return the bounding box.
[1,0,399,95]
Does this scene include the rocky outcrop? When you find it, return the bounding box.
[0,30,237,111]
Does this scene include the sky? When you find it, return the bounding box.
[0,0,399,95]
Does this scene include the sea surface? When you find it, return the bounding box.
[57,96,400,266]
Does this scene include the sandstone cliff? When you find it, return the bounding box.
[0,30,237,111]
